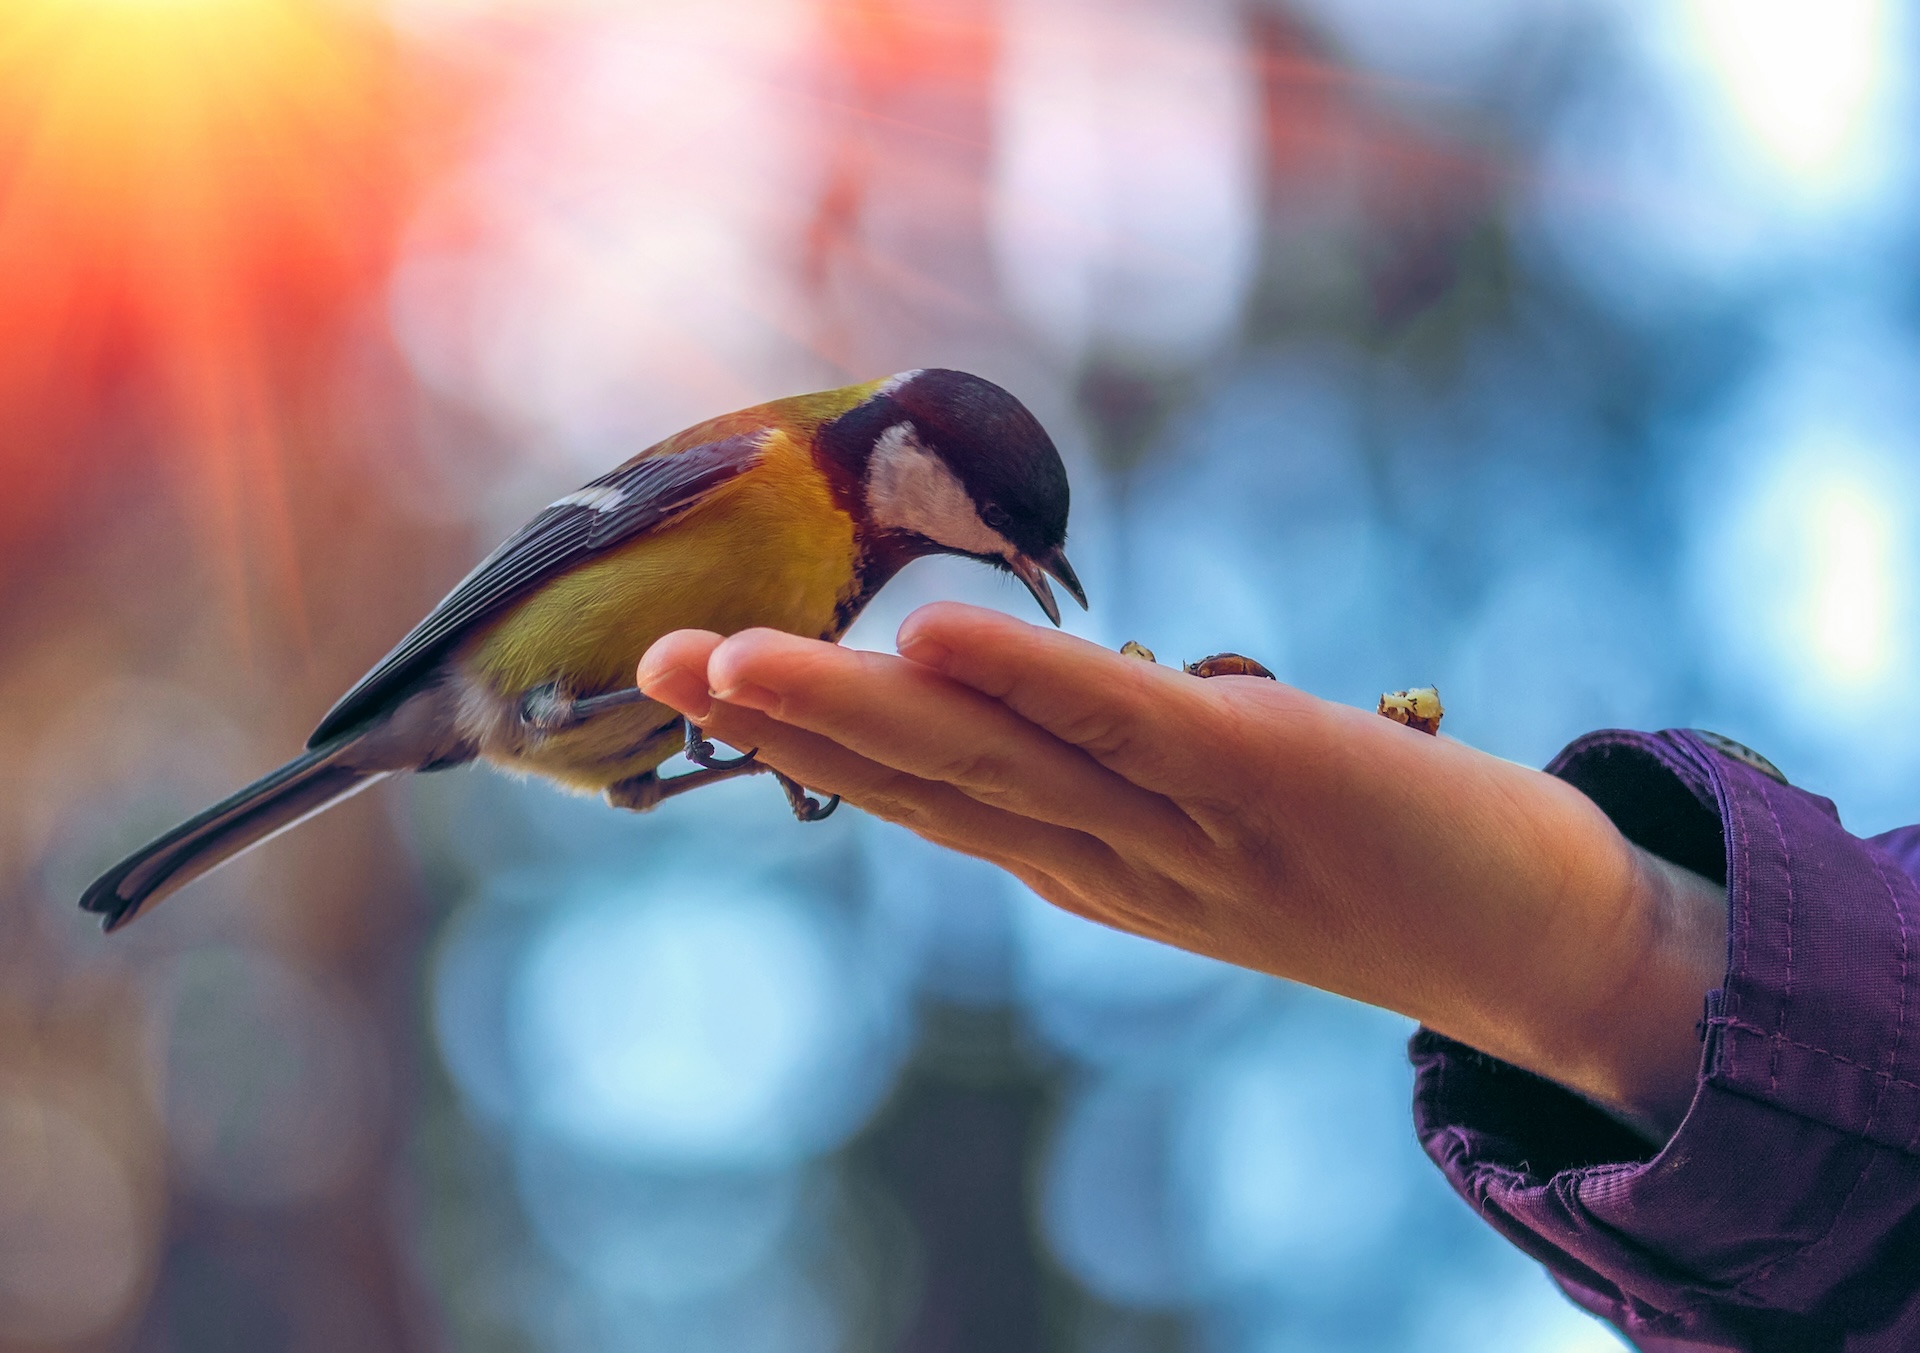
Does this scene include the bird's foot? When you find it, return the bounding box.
[521,683,654,732]
[772,770,839,822]
[684,721,757,771]
[606,757,769,813]
[577,687,655,718]
[605,756,837,822]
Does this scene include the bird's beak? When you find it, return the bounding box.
[1007,546,1087,627]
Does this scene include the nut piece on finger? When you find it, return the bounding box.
[1378,686,1443,735]
[1183,652,1277,681]
[1120,640,1158,663]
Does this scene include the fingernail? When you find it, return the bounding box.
[899,635,952,670]
[639,666,712,721]
[712,680,780,714]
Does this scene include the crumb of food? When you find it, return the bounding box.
[1378,686,1443,735]
[1120,640,1158,663]
[1184,653,1277,680]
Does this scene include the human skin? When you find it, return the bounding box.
[637,602,1727,1141]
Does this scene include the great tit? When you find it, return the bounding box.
[81,368,1084,932]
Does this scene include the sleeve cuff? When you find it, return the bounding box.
[1411,729,1920,1341]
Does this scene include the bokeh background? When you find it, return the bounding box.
[2,0,1915,1348]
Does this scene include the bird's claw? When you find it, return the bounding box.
[684,722,757,771]
[772,771,839,822]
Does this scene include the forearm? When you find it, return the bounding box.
[1207,694,1725,1139]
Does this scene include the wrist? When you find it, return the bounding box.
[1577,846,1726,1137]
[1402,758,1722,1142]
[1511,835,1725,1140]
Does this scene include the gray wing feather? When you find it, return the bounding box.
[308,432,765,746]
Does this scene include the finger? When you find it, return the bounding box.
[637,629,724,723]
[685,694,1137,885]
[690,702,1172,944]
[895,603,1287,801]
[689,705,1146,935]
[693,629,1203,848]
[639,636,1124,875]
[639,634,1210,953]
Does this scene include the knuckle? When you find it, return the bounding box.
[935,745,1019,796]
[856,774,940,830]
[1055,706,1136,762]
[959,660,1018,703]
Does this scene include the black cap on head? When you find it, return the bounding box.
[888,369,1071,558]
[822,367,1085,623]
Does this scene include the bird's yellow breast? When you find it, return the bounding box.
[464,431,861,701]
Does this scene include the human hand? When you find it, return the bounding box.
[637,603,1725,1139]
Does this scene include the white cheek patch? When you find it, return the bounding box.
[865,422,1016,559]
[548,486,627,513]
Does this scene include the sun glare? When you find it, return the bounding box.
[1687,0,1892,196]
[60,0,237,9]
[0,0,415,621]
[1805,477,1895,685]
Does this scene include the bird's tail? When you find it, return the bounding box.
[79,735,390,933]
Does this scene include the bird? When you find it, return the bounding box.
[80,368,1084,932]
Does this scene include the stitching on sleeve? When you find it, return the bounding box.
[1710,1016,1920,1092]
[1759,781,1795,1095]
[1863,846,1910,1143]
[1731,754,1752,1027]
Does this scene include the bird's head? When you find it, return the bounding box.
[830,368,1086,625]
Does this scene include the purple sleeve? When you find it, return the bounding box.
[1411,728,1920,1352]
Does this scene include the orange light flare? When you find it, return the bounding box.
[801,0,1517,359]
[802,0,1001,361]
[1252,10,1518,324]
[0,0,438,662]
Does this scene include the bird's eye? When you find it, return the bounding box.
[982,504,1011,531]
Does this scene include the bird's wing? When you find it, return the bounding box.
[308,431,768,746]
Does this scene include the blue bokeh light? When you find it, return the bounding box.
[1012,885,1265,1067]
[1040,1070,1200,1308]
[514,1142,802,1304]
[507,874,907,1168]
[1173,1000,1420,1299]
